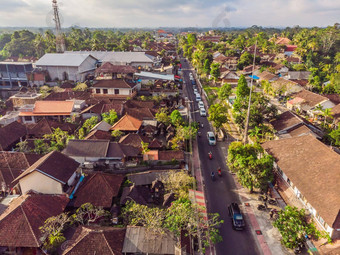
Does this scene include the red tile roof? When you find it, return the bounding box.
[72,173,124,208]
[262,135,340,228]
[158,150,184,161]
[0,192,69,247]
[93,79,136,89]
[285,45,297,52]
[62,226,126,255]
[28,118,76,138]
[0,121,27,151]
[110,114,142,131]
[119,133,150,149]
[84,130,112,140]
[14,151,79,184]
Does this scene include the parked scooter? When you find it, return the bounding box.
[257,204,267,211]
[268,198,277,205]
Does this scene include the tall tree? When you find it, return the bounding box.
[218,83,232,101]
[208,104,228,131]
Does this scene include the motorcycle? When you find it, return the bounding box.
[217,168,222,177]
[208,151,212,160]
[257,204,267,211]
[198,131,201,137]
[211,172,215,181]
[268,198,277,205]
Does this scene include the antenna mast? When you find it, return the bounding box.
[52,0,66,53]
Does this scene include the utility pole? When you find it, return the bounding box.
[52,0,66,53]
[243,40,257,144]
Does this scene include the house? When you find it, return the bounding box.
[119,133,151,149]
[285,71,311,81]
[80,100,124,120]
[257,71,279,83]
[62,226,126,255]
[63,139,141,167]
[70,173,124,208]
[0,121,27,151]
[44,91,91,101]
[92,79,139,99]
[272,64,289,75]
[284,45,297,56]
[287,90,335,116]
[65,51,155,69]
[9,91,42,109]
[35,53,98,82]
[275,37,291,45]
[122,226,175,255]
[143,150,185,162]
[110,114,143,133]
[0,191,69,253]
[220,71,239,85]
[26,69,47,87]
[199,36,221,43]
[134,71,175,84]
[262,135,340,239]
[286,57,301,65]
[0,61,33,89]
[0,152,41,194]
[84,130,112,140]
[13,151,80,195]
[269,78,303,96]
[28,118,76,138]
[95,62,136,80]
[18,100,80,124]
[270,111,322,139]
[331,104,340,128]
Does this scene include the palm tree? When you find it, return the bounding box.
[322,108,333,126]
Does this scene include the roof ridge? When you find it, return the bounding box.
[20,202,40,247]
[64,227,91,254]
[102,232,115,255]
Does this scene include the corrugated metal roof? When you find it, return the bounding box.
[135,71,175,81]
[122,226,175,254]
[65,51,154,64]
[35,53,97,67]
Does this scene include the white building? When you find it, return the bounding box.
[35,53,98,82]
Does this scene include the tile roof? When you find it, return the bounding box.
[35,53,97,67]
[286,125,317,138]
[84,130,112,140]
[110,114,142,131]
[14,151,79,184]
[262,135,340,228]
[93,79,136,89]
[292,89,329,108]
[124,107,156,120]
[287,71,311,80]
[95,62,136,74]
[257,71,278,82]
[72,173,124,208]
[270,111,304,132]
[124,100,155,109]
[271,78,303,95]
[44,91,91,101]
[149,138,163,149]
[64,140,110,158]
[0,121,27,151]
[0,192,69,247]
[127,170,172,186]
[158,150,184,161]
[62,226,126,255]
[28,118,76,138]
[33,101,74,114]
[332,104,340,121]
[275,37,291,45]
[0,152,41,190]
[119,133,150,148]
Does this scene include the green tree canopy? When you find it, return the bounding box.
[227,142,274,192]
[170,110,183,127]
[218,83,232,101]
[210,63,220,81]
[101,110,118,125]
[155,107,170,125]
[208,104,228,131]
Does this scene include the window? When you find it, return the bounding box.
[95,89,100,94]
[103,89,108,94]
[24,116,32,121]
[114,89,119,95]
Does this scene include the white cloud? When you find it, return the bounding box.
[0,0,338,27]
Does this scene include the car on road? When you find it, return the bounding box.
[198,101,204,109]
[207,131,216,145]
[228,203,245,230]
[195,93,201,102]
[193,88,198,94]
[199,107,207,117]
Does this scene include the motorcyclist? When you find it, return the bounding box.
[217,167,222,176]
[211,171,215,180]
[208,151,212,159]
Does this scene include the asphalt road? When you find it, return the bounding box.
[180,59,261,255]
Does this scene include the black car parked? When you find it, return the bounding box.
[228,203,245,230]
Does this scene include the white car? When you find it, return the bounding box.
[207,131,216,145]
[198,101,204,109]
[199,107,207,117]
[195,93,201,102]
[193,88,198,94]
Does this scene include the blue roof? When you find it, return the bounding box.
[249,75,259,80]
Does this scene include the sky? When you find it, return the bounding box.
[0,0,339,28]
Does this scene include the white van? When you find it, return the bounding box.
[207,131,216,145]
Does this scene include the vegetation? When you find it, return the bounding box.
[159,171,195,199]
[227,142,274,192]
[218,83,232,101]
[101,110,118,125]
[273,206,330,249]
[78,116,99,139]
[208,104,228,131]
